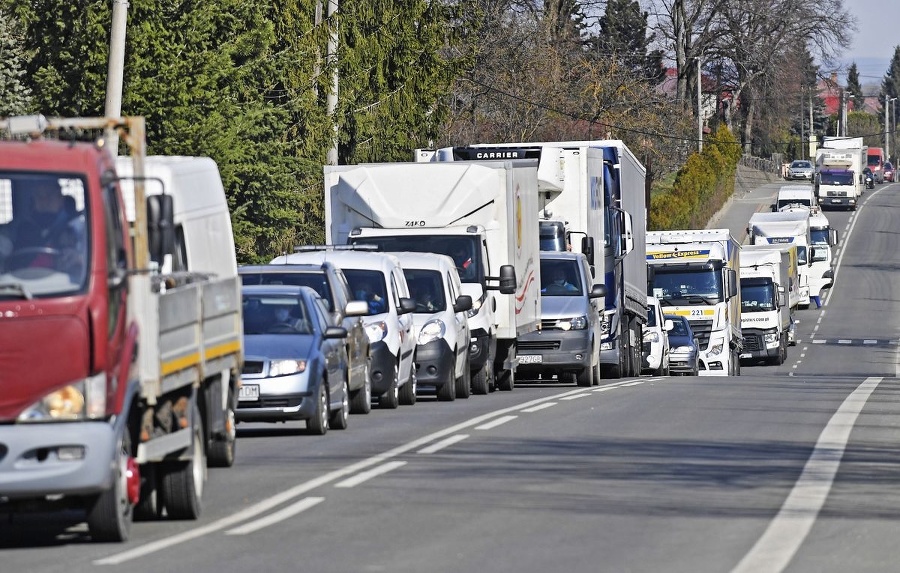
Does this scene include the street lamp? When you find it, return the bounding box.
[890,97,897,163]
[696,55,703,152]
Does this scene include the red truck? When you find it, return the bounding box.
[0,116,243,541]
[867,147,885,183]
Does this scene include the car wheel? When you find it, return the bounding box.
[399,368,417,406]
[307,383,329,435]
[471,362,491,395]
[455,356,472,399]
[379,364,400,409]
[437,361,457,401]
[575,366,592,387]
[329,379,350,430]
[349,358,372,414]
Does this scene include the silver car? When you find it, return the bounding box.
[787,160,814,181]
[664,314,700,376]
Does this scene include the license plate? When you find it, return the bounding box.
[239,384,260,401]
[739,353,751,359]
[830,199,842,204]
[517,355,543,364]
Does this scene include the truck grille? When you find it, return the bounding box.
[743,333,763,352]
[686,319,714,349]
[518,339,560,351]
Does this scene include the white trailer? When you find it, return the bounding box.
[646,229,743,376]
[747,210,813,308]
[324,161,540,392]
[739,245,796,365]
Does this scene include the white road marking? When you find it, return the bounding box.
[334,461,407,488]
[811,340,826,344]
[594,387,616,392]
[863,339,878,344]
[417,434,469,454]
[225,497,324,536]
[731,377,883,573]
[521,402,557,413]
[561,393,591,401]
[838,339,851,344]
[475,415,518,430]
[621,381,644,387]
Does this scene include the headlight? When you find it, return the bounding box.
[270,359,307,377]
[709,340,724,355]
[673,345,695,353]
[418,319,446,345]
[764,332,779,343]
[365,320,388,343]
[18,372,107,422]
[557,315,587,331]
[643,330,660,343]
[466,296,483,318]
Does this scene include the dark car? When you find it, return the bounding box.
[884,161,894,183]
[238,285,350,434]
[239,263,373,414]
[664,314,700,376]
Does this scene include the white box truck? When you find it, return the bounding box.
[815,142,865,210]
[739,245,796,365]
[418,141,648,379]
[747,210,813,308]
[646,229,743,376]
[807,207,838,299]
[324,161,540,393]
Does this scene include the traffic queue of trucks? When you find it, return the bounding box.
[0,113,847,541]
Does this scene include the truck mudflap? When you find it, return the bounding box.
[0,421,118,499]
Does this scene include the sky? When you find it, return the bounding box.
[840,0,900,86]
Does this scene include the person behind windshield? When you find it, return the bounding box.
[542,267,578,293]
[271,304,310,333]
[354,278,386,314]
[451,245,474,280]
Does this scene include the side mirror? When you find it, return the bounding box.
[397,297,416,315]
[496,264,517,295]
[589,284,607,299]
[664,319,674,331]
[324,326,348,339]
[453,295,473,313]
[147,194,175,265]
[581,236,595,266]
[344,300,368,317]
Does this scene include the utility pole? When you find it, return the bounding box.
[325,0,339,166]
[696,55,703,152]
[105,0,129,152]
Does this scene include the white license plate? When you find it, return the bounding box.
[830,199,842,204]
[239,384,260,401]
[517,355,543,364]
[739,353,751,359]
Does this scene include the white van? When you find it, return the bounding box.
[774,184,817,212]
[390,252,473,400]
[642,295,672,376]
[274,248,417,408]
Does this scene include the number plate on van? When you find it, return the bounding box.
[517,355,543,364]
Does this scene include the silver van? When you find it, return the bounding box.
[515,252,606,386]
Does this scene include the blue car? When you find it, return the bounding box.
[238,285,350,434]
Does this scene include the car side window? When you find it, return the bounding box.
[312,297,331,330]
[390,271,402,310]
[333,269,350,313]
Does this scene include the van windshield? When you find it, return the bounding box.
[540,260,584,296]
[350,235,482,284]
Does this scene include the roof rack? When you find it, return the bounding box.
[293,244,379,253]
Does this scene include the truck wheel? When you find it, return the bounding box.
[329,380,350,430]
[437,362,457,401]
[161,403,206,520]
[134,464,162,521]
[379,364,400,409]
[307,383,329,435]
[87,428,135,541]
[349,359,372,414]
[399,369,417,405]
[471,362,491,395]
[455,358,472,399]
[208,386,236,468]
[497,368,515,391]
[576,366,592,387]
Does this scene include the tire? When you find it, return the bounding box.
[497,367,515,391]
[471,362,491,395]
[349,358,372,414]
[575,366,592,387]
[161,403,206,520]
[455,357,472,399]
[329,380,350,430]
[87,428,134,541]
[207,386,236,468]
[307,382,329,435]
[379,364,400,409]
[437,361,457,401]
[399,368,417,406]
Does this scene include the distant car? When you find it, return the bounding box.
[787,160,814,181]
[238,285,351,435]
[884,161,894,182]
[664,315,700,376]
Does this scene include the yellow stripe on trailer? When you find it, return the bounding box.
[161,352,202,376]
[667,309,715,316]
[205,340,242,361]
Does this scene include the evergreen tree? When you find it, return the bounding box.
[593,0,664,84]
[0,9,33,115]
[846,62,863,103]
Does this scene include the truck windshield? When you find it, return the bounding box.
[350,235,482,284]
[819,171,853,185]
[810,228,829,245]
[539,221,566,251]
[650,268,723,305]
[0,174,89,298]
[740,278,775,313]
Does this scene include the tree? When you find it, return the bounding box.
[881,46,900,162]
[594,0,664,84]
[0,9,33,115]
[846,62,863,102]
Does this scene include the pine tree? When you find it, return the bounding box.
[594,0,664,84]
[0,9,33,115]
[846,62,863,103]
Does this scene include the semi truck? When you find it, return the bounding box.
[747,210,812,308]
[324,160,539,393]
[418,140,648,379]
[0,116,243,541]
[646,229,743,376]
[739,245,796,365]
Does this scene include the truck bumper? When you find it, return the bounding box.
[515,329,592,375]
[368,341,398,396]
[740,330,782,361]
[820,196,855,208]
[0,421,115,499]
[414,339,455,388]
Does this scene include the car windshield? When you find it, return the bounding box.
[791,161,811,169]
[667,317,690,336]
[540,260,584,296]
[242,294,313,335]
[404,269,446,312]
[350,235,482,284]
[240,271,334,311]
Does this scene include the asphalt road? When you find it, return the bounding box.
[4,179,900,573]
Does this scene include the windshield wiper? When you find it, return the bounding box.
[0,282,33,300]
